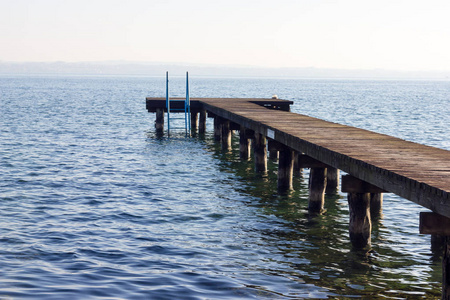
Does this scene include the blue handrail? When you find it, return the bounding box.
[186,72,191,133]
[165,71,190,136]
[166,71,170,133]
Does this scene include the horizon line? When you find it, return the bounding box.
[1,60,449,80]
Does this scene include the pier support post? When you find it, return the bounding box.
[419,212,450,299]
[293,152,303,177]
[191,110,198,132]
[296,155,329,213]
[155,108,164,133]
[326,167,339,194]
[254,133,267,174]
[308,167,327,213]
[347,192,372,248]
[342,175,386,248]
[267,140,280,161]
[199,109,207,134]
[278,145,294,192]
[221,119,231,150]
[370,193,383,218]
[239,126,251,160]
[269,149,278,161]
[214,117,222,141]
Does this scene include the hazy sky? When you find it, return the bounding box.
[1,0,449,71]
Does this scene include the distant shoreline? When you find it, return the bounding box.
[0,61,449,80]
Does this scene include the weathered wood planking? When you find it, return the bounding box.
[146,97,450,218]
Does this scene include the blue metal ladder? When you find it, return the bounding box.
[166,71,191,136]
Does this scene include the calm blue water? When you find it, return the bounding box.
[0,75,449,299]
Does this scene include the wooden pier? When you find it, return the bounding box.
[146,97,450,297]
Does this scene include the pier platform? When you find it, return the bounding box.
[147,97,449,215]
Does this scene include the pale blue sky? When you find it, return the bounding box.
[1,0,449,71]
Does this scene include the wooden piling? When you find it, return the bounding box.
[214,117,222,141]
[191,111,198,132]
[155,108,164,133]
[221,119,231,150]
[326,167,339,194]
[342,175,386,248]
[370,193,383,218]
[254,133,267,174]
[268,139,281,161]
[199,109,207,134]
[239,125,251,160]
[431,234,445,253]
[278,146,294,191]
[269,149,278,161]
[293,152,303,177]
[348,192,372,248]
[308,167,327,213]
[295,155,329,213]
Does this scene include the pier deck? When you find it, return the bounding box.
[147,97,450,217]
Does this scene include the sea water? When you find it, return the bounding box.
[0,75,449,299]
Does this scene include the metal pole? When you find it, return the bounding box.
[186,71,191,136]
[166,71,170,135]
